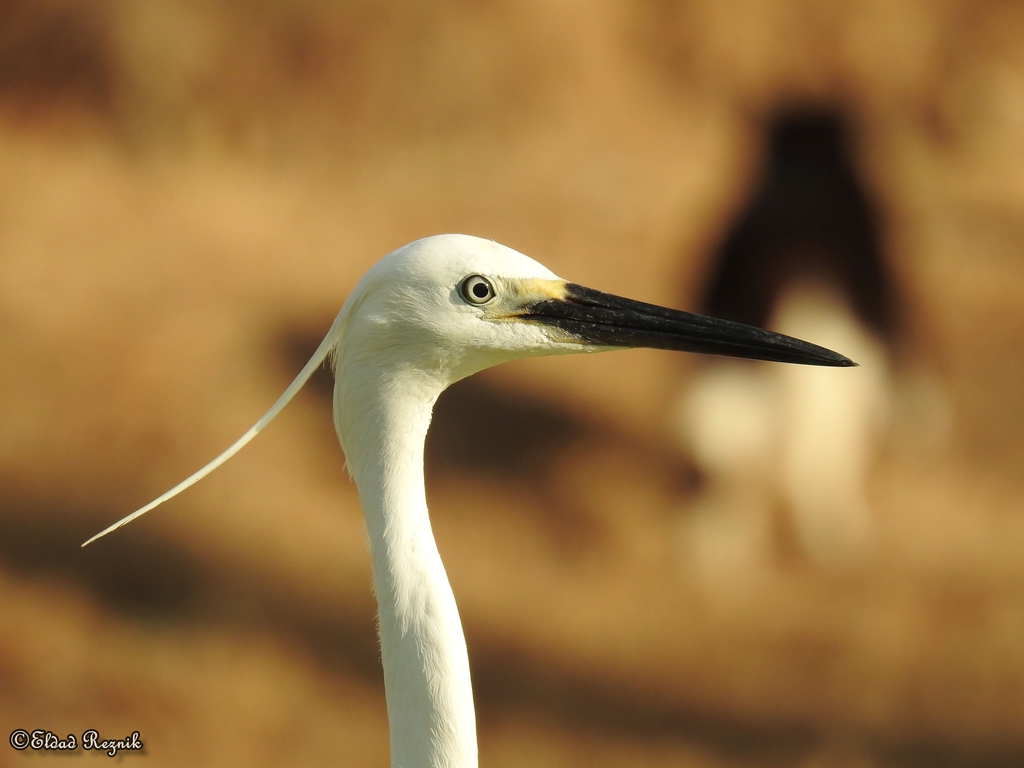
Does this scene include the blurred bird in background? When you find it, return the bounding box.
[678,109,895,569]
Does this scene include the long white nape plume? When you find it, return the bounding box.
[82,316,344,548]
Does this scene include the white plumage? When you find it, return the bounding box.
[85,234,852,768]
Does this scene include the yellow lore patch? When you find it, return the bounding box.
[484,277,569,322]
[511,278,568,302]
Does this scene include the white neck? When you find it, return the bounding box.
[336,366,477,768]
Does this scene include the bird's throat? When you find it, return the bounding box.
[337,373,478,768]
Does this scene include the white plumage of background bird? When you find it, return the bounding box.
[84,234,852,768]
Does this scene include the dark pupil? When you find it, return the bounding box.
[472,282,489,299]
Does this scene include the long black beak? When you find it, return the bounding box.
[521,284,856,367]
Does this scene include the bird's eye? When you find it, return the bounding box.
[460,275,495,305]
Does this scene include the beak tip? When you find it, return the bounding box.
[818,351,858,368]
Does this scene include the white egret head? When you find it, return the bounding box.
[83,233,852,547]
[334,233,853,388]
[333,234,579,387]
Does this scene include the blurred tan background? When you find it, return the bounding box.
[2,1,1024,766]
